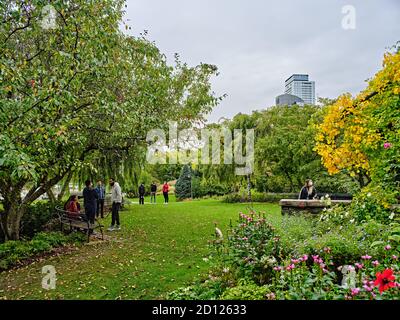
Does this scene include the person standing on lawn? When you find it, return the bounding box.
[83,179,98,225]
[162,181,169,204]
[139,183,145,205]
[109,177,122,231]
[150,182,157,204]
[95,180,106,218]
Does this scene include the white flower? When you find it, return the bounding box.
[367,193,372,197]
[389,212,395,220]
[222,267,230,273]
[267,256,277,265]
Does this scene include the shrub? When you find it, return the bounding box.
[167,279,225,300]
[210,211,282,285]
[19,200,64,240]
[350,187,397,224]
[220,279,270,300]
[0,231,84,271]
[222,192,297,203]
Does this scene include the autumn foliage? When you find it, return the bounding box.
[315,49,400,199]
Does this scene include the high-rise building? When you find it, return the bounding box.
[284,74,315,105]
[275,93,304,106]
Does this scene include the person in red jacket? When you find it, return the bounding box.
[162,181,169,204]
[64,195,84,219]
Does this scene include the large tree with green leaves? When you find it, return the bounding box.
[0,0,221,240]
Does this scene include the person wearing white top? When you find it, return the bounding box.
[109,178,122,231]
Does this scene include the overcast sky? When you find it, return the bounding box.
[122,0,400,123]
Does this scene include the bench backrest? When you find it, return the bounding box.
[55,207,83,222]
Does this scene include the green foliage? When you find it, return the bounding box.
[167,279,225,300]
[350,187,398,224]
[220,279,270,300]
[148,164,183,183]
[0,231,84,270]
[198,103,358,195]
[211,211,281,285]
[222,192,297,203]
[20,200,63,238]
[255,105,322,191]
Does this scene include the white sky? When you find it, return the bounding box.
[122,0,400,123]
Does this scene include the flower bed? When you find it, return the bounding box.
[168,209,400,300]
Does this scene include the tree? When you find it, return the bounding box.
[0,0,221,240]
[315,47,400,203]
[175,165,193,200]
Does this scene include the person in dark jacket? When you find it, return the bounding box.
[83,179,98,224]
[299,179,317,200]
[95,180,106,218]
[150,182,157,204]
[139,183,145,205]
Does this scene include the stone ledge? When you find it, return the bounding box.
[279,199,352,215]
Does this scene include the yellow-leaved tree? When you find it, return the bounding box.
[315,46,399,218]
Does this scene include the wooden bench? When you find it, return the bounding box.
[55,207,104,242]
[279,199,352,215]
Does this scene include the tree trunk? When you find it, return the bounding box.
[1,192,27,241]
[247,174,252,202]
[8,203,27,240]
[47,188,56,203]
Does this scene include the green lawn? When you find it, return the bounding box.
[0,197,280,300]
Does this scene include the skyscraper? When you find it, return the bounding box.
[284,74,315,105]
[275,93,304,106]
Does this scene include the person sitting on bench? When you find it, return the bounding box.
[299,179,317,200]
[64,195,87,220]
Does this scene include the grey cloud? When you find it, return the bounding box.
[123,0,400,122]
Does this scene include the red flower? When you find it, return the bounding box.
[374,269,396,294]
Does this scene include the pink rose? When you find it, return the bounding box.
[351,288,360,296]
[384,142,392,149]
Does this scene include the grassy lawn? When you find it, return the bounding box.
[0,197,280,300]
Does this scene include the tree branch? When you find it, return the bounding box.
[5,18,31,43]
